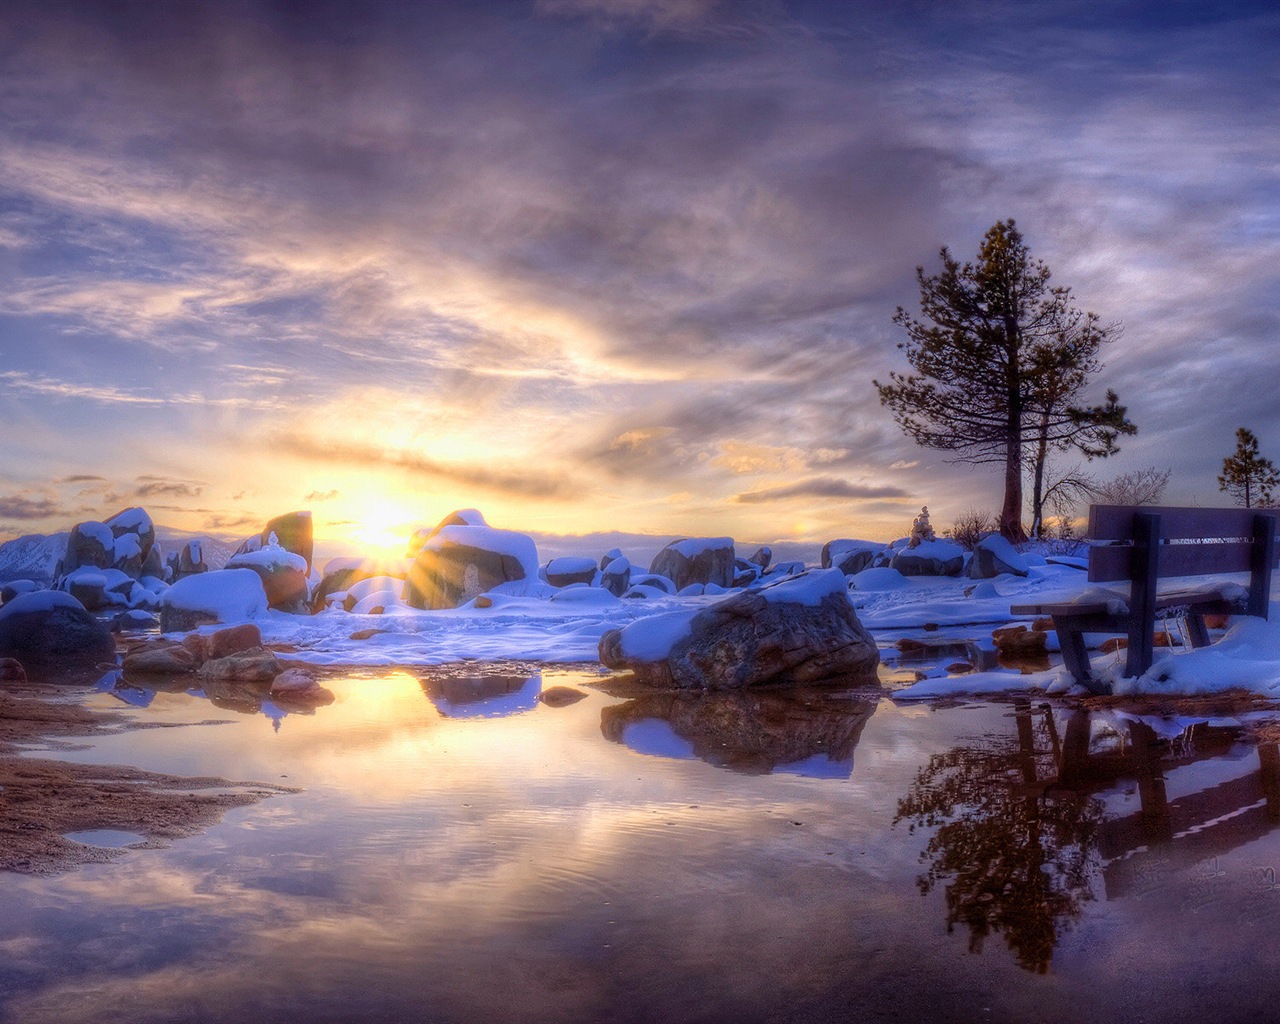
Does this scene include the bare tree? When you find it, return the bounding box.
[1090,467,1171,507]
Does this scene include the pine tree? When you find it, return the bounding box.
[1218,428,1278,508]
[876,220,1132,542]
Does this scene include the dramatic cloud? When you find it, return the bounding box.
[732,478,912,505]
[0,494,65,520]
[0,0,1275,544]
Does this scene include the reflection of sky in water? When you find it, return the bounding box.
[5,681,1280,1022]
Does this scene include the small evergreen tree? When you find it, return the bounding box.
[1218,428,1278,508]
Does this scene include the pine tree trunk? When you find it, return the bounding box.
[1030,424,1049,539]
[999,314,1028,544]
[1001,444,1026,542]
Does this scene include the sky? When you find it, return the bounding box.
[0,0,1277,558]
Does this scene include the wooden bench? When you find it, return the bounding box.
[1011,504,1279,692]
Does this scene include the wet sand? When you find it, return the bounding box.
[0,687,295,874]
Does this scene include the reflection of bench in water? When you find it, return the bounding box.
[1051,713,1280,899]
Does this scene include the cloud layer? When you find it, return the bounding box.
[1,0,1276,546]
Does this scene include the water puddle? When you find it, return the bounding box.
[61,829,145,849]
[4,665,1280,1023]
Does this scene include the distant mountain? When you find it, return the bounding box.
[0,532,68,584]
[0,526,239,584]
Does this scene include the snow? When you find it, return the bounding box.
[161,569,270,625]
[78,521,114,551]
[758,568,848,607]
[0,589,86,618]
[424,525,539,579]
[670,537,732,558]
[227,541,307,574]
[546,556,598,576]
[106,507,151,531]
[113,533,142,559]
[851,567,911,592]
[902,538,965,560]
[616,609,696,661]
[974,533,1029,573]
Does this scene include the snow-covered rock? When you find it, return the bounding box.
[545,556,598,588]
[601,556,631,597]
[0,589,116,678]
[226,541,310,614]
[822,538,884,576]
[160,568,270,632]
[104,506,156,576]
[649,537,735,591]
[890,539,965,577]
[599,569,879,690]
[965,533,1030,578]
[403,512,539,611]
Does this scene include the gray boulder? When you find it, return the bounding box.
[822,539,883,576]
[890,539,965,577]
[649,538,734,591]
[0,591,116,679]
[599,569,879,690]
[965,534,1030,579]
[105,507,156,576]
[748,546,772,570]
[62,521,114,574]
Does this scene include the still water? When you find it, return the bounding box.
[4,667,1280,1023]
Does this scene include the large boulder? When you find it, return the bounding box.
[890,539,965,577]
[159,569,270,633]
[226,541,310,613]
[105,507,156,576]
[0,590,116,679]
[599,569,879,690]
[261,511,314,572]
[649,538,734,592]
[61,521,115,574]
[821,539,884,577]
[406,508,486,559]
[403,512,538,610]
[965,534,1030,579]
[545,556,598,589]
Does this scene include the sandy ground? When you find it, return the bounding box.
[0,684,295,875]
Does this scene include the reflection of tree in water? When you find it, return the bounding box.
[894,700,1104,973]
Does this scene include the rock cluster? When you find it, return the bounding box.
[0,591,116,681]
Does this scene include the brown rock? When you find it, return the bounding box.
[181,633,211,664]
[197,647,282,682]
[1100,637,1127,654]
[992,626,1049,657]
[122,645,198,675]
[208,623,264,660]
[1033,617,1056,632]
[349,628,389,640]
[0,657,27,683]
[649,538,735,591]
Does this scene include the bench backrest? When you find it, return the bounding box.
[1086,504,1279,615]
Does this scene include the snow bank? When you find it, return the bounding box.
[162,569,269,624]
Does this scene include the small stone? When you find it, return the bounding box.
[197,647,282,682]
[537,686,588,707]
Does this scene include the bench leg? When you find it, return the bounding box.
[1055,619,1106,694]
[1184,612,1211,649]
[1125,613,1155,679]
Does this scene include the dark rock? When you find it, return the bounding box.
[965,534,1030,579]
[748,546,772,570]
[628,573,674,595]
[601,556,631,597]
[1,580,41,605]
[62,521,114,573]
[545,556,598,588]
[822,539,882,576]
[0,592,116,678]
[0,657,27,684]
[141,542,165,580]
[649,538,734,591]
[599,548,624,571]
[599,570,879,690]
[111,610,159,632]
[403,518,536,610]
[890,540,965,577]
